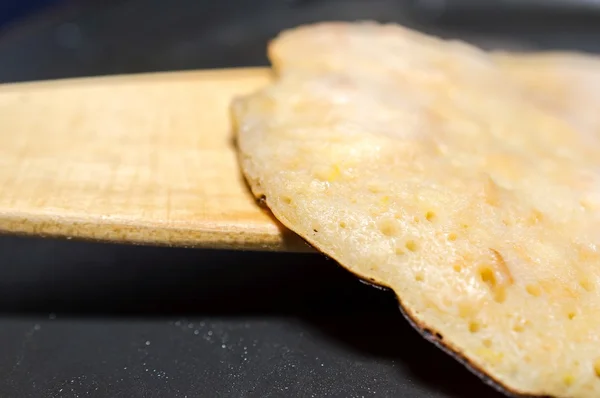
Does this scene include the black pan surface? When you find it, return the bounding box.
[0,1,598,397]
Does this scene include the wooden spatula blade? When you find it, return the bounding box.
[2,50,596,251]
[0,67,308,251]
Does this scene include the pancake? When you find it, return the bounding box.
[494,51,600,138]
[232,22,600,397]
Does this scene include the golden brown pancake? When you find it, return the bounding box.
[233,22,600,397]
[494,51,600,139]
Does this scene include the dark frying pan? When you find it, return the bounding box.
[0,1,598,397]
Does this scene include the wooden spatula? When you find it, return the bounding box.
[0,67,312,251]
[1,53,595,252]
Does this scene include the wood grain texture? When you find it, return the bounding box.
[0,67,308,251]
